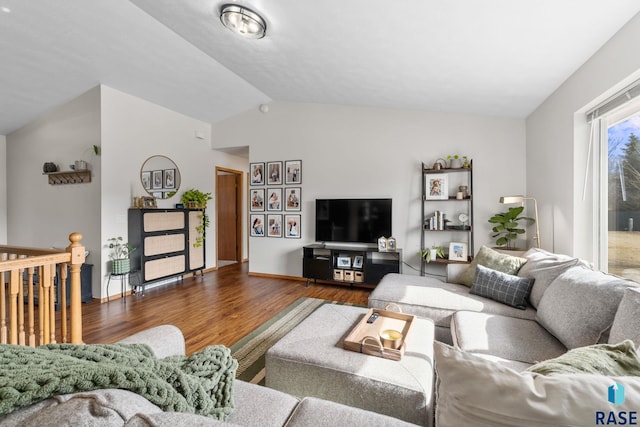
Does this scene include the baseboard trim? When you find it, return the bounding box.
[247,272,306,282]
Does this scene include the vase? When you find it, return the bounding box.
[112,258,130,275]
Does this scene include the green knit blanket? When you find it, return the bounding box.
[0,343,237,420]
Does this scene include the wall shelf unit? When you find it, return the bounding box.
[44,170,91,185]
[420,161,474,276]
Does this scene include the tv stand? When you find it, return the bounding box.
[303,244,402,287]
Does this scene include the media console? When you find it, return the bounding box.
[303,244,402,287]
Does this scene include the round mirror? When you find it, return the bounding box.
[140,155,181,199]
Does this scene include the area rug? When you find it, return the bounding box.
[230,297,359,385]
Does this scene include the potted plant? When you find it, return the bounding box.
[446,155,462,169]
[419,246,446,263]
[180,188,213,247]
[107,236,135,274]
[488,206,535,250]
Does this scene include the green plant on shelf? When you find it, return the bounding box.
[180,189,213,247]
[419,246,446,263]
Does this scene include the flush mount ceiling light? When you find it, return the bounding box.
[220,4,266,39]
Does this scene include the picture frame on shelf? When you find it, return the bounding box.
[267,214,283,237]
[387,237,397,252]
[378,237,387,252]
[250,162,265,186]
[424,174,449,200]
[152,170,163,189]
[285,187,301,211]
[449,242,468,262]
[163,169,175,189]
[142,196,157,208]
[337,256,351,268]
[267,161,283,185]
[141,171,151,190]
[285,160,302,184]
[353,255,363,269]
[267,188,282,211]
[285,214,301,238]
[250,214,265,237]
[250,189,265,211]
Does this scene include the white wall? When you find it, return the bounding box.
[100,86,248,298]
[526,13,640,260]
[6,87,101,289]
[0,134,6,244]
[212,102,526,277]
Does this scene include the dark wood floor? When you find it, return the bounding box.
[82,262,371,354]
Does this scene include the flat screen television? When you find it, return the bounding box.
[315,198,392,244]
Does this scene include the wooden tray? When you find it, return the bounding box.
[343,307,415,361]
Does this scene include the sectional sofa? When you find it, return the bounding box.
[369,246,640,425]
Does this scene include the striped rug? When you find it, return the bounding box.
[230,297,357,385]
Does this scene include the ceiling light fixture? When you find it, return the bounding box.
[220,4,266,39]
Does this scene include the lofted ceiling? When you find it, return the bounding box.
[1,0,639,136]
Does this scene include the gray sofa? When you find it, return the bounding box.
[369,246,640,370]
[0,325,416,426]
[369,246,640,425]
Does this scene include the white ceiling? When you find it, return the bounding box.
[1,0,639,136]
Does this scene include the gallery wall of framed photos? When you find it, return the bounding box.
[250,160,302,239]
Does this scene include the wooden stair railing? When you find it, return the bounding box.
[0,232,85,346]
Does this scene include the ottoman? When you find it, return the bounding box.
[265,304,435,426]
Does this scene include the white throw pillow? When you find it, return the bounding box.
[609,287,640,349]
[434,342,640,427]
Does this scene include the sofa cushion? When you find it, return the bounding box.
[434,342,640,427]
[470,265,534,309]
[369,273,536,330]
[285,397,419,427]
[527,340,640,376]
[536,266,634,349]
[517,248,588,309]
[451,311,566,365]
[458,246,527,287]
[227,380,299,426]
[609,287,640,349]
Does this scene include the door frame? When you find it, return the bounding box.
[215,167,244,266]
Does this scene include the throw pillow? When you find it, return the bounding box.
[469,265,534,309]
[434,342,640,427]
[458,246,527,287]
[517,248,589,309]
[536,266,634,349]
[609,287,640,349]
[527,340,640,376]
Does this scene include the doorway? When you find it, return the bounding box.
[216,167,243,268]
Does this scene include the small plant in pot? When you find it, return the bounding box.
[180,188,213,247]
[488,206,535,250]
[107,236,135,274]
[419,246,446,263]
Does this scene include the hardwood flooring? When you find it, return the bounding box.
[82,262,371,354]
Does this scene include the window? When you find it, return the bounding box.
[593,94,640,281]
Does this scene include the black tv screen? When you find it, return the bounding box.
[315,198,392,244]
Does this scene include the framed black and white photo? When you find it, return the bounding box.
[424,174,449,200]
[285,160,302,184]
[267,214,283,237]
[353,255,363,269]
[250,188,265,211]
[163,169,175,189]
[285,187,301,211]
[250,214,265,237]
[267,188,282,211]
[449,242,468,262]
[141,171,151,190]
[152,170,163,190]
[337,256,351,268]
[250,162,264,186]
[267,161,282,185]
[285,214,301,238]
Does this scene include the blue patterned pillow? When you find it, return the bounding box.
[470,264,534,309]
